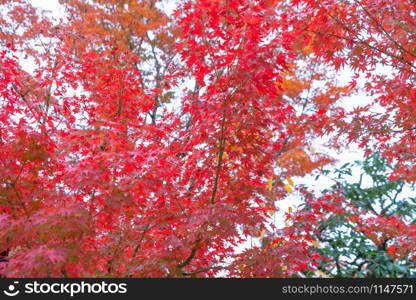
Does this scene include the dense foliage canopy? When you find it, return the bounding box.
[0,0,415,277]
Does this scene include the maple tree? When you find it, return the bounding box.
[280,0,416,278]
[0,0,415,278]
[290,0,416,175]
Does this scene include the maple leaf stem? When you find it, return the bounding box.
[210,103,227,205]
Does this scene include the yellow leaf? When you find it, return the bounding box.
[303,44,313,55]
[273,81,280,88]
[311,240,320,248]
[230,145,243,153]
[316,270,331,278]
[284,184,294,193]
[259,229,266,240]
[286,176,294,186]
[268,176,273,191]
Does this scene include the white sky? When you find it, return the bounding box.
[31,0,63,15]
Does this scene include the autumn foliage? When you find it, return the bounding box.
[0,0,415,277]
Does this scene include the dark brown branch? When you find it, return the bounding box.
[177,244,199,269]
[352,0,416,60]
[323,12,415,69]
[210,105,227,205]
[183,266,226,276]
[124,223,152,277]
